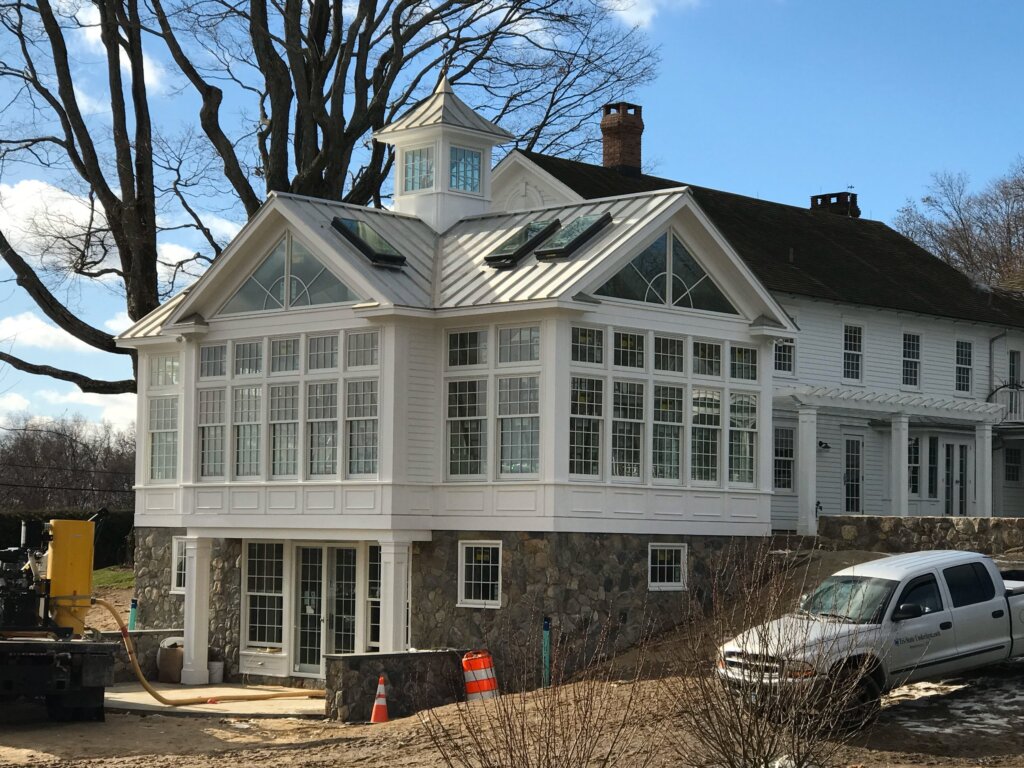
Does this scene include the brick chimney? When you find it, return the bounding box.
[810,191,861,218]
[601,102,644,177]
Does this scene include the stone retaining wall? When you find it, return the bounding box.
[325,650,466,721]
[818,515,1024,555]
[98,628,183,683]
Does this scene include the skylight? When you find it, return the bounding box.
[485,219,560,270]
[331,217,406,268]
[535,212,612,260]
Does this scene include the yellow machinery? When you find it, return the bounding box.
[46,519,95,635]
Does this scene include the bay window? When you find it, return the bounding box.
[447,379,487,477]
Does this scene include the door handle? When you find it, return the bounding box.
[940,621,953,630]
[993,609,1005,619]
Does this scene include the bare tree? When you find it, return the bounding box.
[894,159,1024,286]
[0,0,658,393]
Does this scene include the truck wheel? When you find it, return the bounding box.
[843,673,881,730]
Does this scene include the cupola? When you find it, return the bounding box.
[375,75,514,233]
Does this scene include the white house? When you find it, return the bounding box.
[117,81,1024,686]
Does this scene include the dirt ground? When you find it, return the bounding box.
[6,549,1024,767]
[86,587,133,632]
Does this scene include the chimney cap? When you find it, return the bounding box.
[602,102,642,118]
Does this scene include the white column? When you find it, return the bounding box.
[891,414,909,516]
[180,536,212,685]
[378,540,411,653]
[797,407,818,535]
[976,423,994,517]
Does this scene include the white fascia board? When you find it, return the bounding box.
[115,334,181,350]
[185,525,434,542]
[492,151,584,204]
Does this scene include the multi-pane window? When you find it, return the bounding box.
[199,345,227,378]
[308,334,338,370]
[843,325,862,381]
[728,393,757,484]
[233,386,262,476]
[269,384,299,476]
[691,389,721,482]
[613,332,645,368]
[450,147,482,193]
[270,338,300,373]
[403,147,434,192]
[773,427,795,491]
[306,382,338,476]
[955,341,973,393]
[569,377,603,476]
[447,379,487,477]
[366,545,381,650]
[693,341,722,377]
[150,354,179,387]
[245,542,284,647]
[654,336,686,373]
[170,537,187,594]
[652,385,685,480]
[346,330,379,368]
[902,333,921,388]
[908,437,921,494]
[730,347,757,380]
[346,380,378,476]
[498,326,540,364]
[774,339,795,375]
[928,436,939,498]
[845,438,862,513]
[1006,447,1022,483]
[571,327,603,364]
[648,544,687,591]
[458,541,501,608]
[149,397,178,480]
[611,382,644,478]
[235,341,263,376]
[497,376,539,475]
[449,330,487,366]
[197,388,226,477]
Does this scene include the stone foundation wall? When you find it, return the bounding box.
[818,515,1024,555]
[99,628,183,683]
[133,528,242,678]
[325,650,466,722]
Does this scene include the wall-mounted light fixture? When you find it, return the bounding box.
[818,440,832,451]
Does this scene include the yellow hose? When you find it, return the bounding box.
[92,598,326,706]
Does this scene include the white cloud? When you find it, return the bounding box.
[39,390,137,430]
[0,312,93,353]
[103,311,133,334]
[0,392,31,418]
[75,5,172,94]
[200,214,244,242]
[609,0,700,27]
[157,241,203,289]
[73,85,111,117]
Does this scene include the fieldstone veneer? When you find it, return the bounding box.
[818,515,1024,555]
[134,528,243,677]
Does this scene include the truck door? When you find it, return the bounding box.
[887,573,959,684]
[942,561,1010,670]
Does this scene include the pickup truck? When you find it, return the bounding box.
[717,550,1024,718]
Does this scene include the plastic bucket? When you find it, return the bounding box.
[207,660,224,684]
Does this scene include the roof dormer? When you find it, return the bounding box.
[374,75,513,233]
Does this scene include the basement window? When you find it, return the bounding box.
[535,212,612,260]
[648,543,687,591]
[458,541,502,609]
[485,219,560,269]
[332,217,406,268]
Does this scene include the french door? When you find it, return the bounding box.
[943,441,971,516]
[844,437,863,513]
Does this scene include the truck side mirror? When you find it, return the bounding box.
[892,603,924,621]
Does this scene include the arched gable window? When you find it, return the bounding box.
[595,233,737,315]
[221,234,360,314]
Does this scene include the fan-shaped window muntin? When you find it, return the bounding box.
[595,233,737,315]
[221,234,360,315]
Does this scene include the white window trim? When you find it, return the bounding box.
[400,142,437,195]
[900,330,922,391]
[170,536,187,595]
[448,145,484,196]
[233,339,265,378]
[268,336,302,376]
[1005,446,1023,487]
[457,540,502,609]
[496,374,540,480]
[611,329,648,371]
[496,324,542,368]
[199,343,229,381]
[148,353,180,390]
[772,424,797,495]
[241,540,287,651]
[691,338,724,379]
[773,336,797,378]
[446,327,490,371]
[570,325,607,369]
[728,343,759,383]
[648,543,688,592]
[955,338,974,395]
[841,323,864,384]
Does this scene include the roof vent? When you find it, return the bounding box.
[601,102,644,177]
[810,191,861,218]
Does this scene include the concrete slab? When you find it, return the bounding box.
[104,682,327,718]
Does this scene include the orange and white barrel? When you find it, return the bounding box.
[462,650,499,701]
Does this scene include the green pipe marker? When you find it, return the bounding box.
[542,616,551,688]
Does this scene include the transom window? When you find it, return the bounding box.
[693,341,722,377]
[458,541,501,608]
[654,336,686,373]
[730,347,757,381]
[955,341,973,393]
[150,354,179,387]
[403,147,434,192]
[903,333,921,388]
[200,345,227,378]
[308,335,339,371]
[571,327,604,364]
[347,330,379,368]
[648,544,687,591]
[221,234,359,314]
[843,325,863,382]
[271,338,300,373]
[234,341,263,376]
[498,326,540,364]
[449,330,487,367]
[614,331,645,369]
[595,233,737,314]
[450,147,482,193]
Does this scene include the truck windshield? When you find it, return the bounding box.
[800,576,898,624]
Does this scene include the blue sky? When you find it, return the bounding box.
[1,0,1022,429]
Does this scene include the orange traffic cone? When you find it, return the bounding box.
[370,675,389,723]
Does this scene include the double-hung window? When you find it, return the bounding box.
[447,379,487,477]
[843,325,863,382]
[497,376,539,475]
[648,544,687,591]
[245,542,284,647]
[570,377,603,477]
[773,427,795,491]
[902,333,921,388]
[691,389,721,482]
[611,382,644,479]
[233,385,262,477]
[306,382,338,476]
[955,341,973,393]
[774,338,795,375]
[197,388,226,477]
[652,385,685,481]
[1006,447,1022,484]
[458,541,501,608]
[269,384,299,476]
[728,393,757,484]
[148,396,178,481]
[346,380,379,476]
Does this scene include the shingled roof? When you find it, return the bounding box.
[516,150,1024,329]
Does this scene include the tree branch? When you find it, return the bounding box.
[0,351,136,394]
